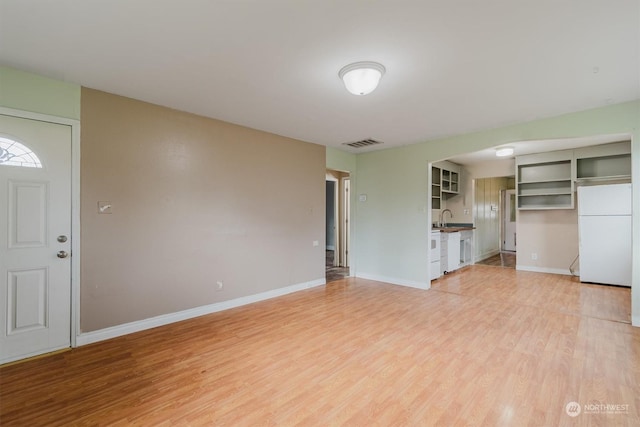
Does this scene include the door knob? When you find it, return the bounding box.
[57,251,69,259]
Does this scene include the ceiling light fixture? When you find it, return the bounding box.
[495,146,514,157]
[339,61,386,96]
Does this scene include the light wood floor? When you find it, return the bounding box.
[1,266,638,426]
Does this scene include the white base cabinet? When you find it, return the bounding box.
[459,230,473,267]
[430,231,441,280]
[446,232,461,273]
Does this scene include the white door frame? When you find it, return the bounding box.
[341,176,350,268]
[333,180,339,266]
[0,106,80,349]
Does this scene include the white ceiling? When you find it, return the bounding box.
[1,1,638,154]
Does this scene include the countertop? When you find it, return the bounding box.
[433,226,475,233]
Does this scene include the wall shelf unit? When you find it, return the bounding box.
[431,166,441,209]
[431,161,461,210]
[515,141,631,210]
[441,169,459,194]
[516,151,574,210]
[574,142,631,182]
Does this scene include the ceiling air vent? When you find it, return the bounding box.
[342,138,384,149]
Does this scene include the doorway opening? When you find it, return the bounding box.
[474,177,516,269]
[501,189,517,253]
[326,169,350,282]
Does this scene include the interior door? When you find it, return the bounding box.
[502,189,516,252]
[0,114,72,364]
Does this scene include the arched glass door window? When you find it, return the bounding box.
[0,136,43,168]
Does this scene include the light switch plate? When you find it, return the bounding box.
[98,201,112,214]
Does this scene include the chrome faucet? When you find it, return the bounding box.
[439,209,453,227]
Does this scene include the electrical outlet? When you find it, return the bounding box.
[313,240,319,247]
[531,253,538,260]
[216,281,224,291]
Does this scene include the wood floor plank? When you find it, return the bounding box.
[1,265,639,425]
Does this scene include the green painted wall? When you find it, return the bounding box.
[326,146,356,173]
[0,66,81,119]
[353,101,640,324]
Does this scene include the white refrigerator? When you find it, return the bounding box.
[578,183,632,287]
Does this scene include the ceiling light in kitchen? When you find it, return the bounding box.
[495,146,514,157]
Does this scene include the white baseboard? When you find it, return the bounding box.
[76,278,326,347]
[516,265,572,276]
[326,245,335,251]
[355,273,430,290]
[633,315,640,328]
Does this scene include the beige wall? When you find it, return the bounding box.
[517,210,578,273]
[80,88,325,332]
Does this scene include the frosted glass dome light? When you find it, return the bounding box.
[339,62,386,96]
[495,146,515,157]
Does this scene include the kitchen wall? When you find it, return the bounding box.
[517,209,578,274]
[465,158,515,179]
[353,100,640,326]
[80,88,325,331]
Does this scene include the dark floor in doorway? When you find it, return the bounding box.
[476,252,516,268]
[326,250,349,283]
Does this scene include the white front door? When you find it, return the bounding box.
[0,114,72,364]
[502,189,516,252]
